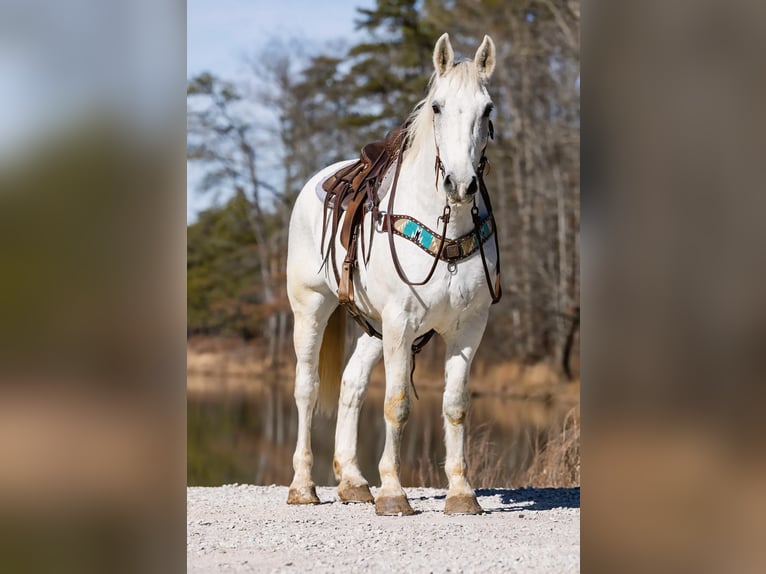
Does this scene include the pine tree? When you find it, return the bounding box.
[343,0,439,141]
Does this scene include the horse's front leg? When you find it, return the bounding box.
[375,320,416,516]
[442,313,489,514]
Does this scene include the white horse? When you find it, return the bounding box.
[286,33,498,516]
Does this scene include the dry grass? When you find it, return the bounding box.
[408,423,508,489]
[413,457,444,488]
[188,336,580,400]
[409,409,581,489]
[465,423,510,488]
[186,337,293,380]
[520,406,580,487]
[466,411,581,489]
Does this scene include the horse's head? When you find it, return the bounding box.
[428,33,496,205]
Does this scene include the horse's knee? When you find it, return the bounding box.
[384,390,410,427]
[443,388,468,425]
[444,405,466,426]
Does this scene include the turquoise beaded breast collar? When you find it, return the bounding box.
[380,212,495,264]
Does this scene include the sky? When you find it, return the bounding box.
[187,0,376,222]
[0,1,180,167]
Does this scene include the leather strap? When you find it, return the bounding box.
[475,154,502,304]
[385,135,452,287]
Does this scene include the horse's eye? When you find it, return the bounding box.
[482,104,494,118]
[431,102,441,114]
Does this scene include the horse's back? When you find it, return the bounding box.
[287,160,355,299]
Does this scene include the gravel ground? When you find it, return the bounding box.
[187,485,580,573]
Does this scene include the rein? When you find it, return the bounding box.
[384,134,451,287]
[473,154,502,303]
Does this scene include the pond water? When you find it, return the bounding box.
[188,374,575,488]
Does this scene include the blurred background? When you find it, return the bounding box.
[186,0,581,490]
[0,1,185,572]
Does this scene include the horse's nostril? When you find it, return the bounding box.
[467,176,478,195]
[444,174,453,189]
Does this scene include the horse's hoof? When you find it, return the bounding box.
[444,494,484,515]
[338,481,374,504]
[287,485,320,505]
[375,494,415,516]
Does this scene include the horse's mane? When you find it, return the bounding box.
[405,60,484,159]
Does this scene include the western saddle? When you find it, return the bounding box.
[320,126,408,339]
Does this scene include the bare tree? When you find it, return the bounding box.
[188,73,284,363]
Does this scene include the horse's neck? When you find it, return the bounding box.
[396,143,483,237]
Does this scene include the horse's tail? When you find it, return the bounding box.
[317,306,346,415]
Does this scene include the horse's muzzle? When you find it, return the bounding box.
[444,174,478,203]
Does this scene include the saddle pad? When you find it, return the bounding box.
[314,160,355,205]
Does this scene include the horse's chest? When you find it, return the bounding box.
[442,268,486,309]
[446,274,476,307]
[357,229,493,327]
[402,265,487,317]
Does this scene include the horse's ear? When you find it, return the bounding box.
[433,33,454,77]
[474,35,496,80]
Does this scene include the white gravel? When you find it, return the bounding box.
[187,484,580,573]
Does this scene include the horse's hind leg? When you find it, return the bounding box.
[287,290,337,505]
[334,333,382,503]
[441,314,489,515]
